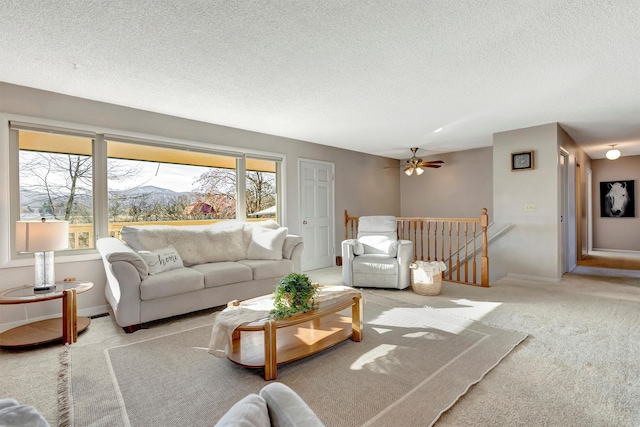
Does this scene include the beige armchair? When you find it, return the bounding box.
[341,216,413,289]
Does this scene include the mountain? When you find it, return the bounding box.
[19,185,197,215]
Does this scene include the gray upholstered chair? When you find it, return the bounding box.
[341,216,413,289]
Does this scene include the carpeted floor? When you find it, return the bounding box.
[2,269,640,426]
[60,292,525,427]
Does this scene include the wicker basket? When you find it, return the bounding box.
[409,261,447,296]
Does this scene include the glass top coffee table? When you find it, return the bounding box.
[0,281,93,347]
[226,288,363,380]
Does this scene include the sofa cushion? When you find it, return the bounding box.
[215,393,270,427]
[242,220,281,244]
[190,262,253,288]
[120,223,247,266]
[282,235,303,259]
[239,259,294,281]
[247,227,288,260]
[352,254,398,275]
[140,267,204,300]
[138,245,184,275]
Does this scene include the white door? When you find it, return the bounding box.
[299,159,334,271]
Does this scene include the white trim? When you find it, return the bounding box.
[591,248,640,255]
[0,113,287,267]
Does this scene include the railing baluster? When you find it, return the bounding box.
[440,221,445,263]
[473,222,478,284]
[463,223,469,282]
[455,222,460,282]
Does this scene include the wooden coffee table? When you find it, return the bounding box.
[227,291,362,380]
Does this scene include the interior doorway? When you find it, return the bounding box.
[299,159,335,271]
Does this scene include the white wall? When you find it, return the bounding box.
[492,123,562,282]
[0,82,400,330]
[400,147,492,218]
[591,155,640,251]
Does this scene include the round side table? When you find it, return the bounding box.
[0,281,93,348]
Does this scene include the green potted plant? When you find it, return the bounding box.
[270,273,319,319]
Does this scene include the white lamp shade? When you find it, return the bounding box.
[404,167,414,176]
[16,220,69,253]
[415,167,424,176]
[606,149,620,160]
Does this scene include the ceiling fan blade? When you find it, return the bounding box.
[418,160,444,166]
[424,164,442,168]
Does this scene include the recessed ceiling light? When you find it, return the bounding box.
[434,127,443,133]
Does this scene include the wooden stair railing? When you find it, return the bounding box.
[344,209,490,287]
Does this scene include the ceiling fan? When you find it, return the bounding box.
[384,147,444,176]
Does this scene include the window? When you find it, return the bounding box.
[106,140,240,237]
[8,120,283,259]
[17,130,94,249]
[246,158,278,221]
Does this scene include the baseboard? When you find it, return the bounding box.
[0,304,110,333]
[571,266,640,278]
[592,248,640,255]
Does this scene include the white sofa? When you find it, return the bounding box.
[96,221,303,332]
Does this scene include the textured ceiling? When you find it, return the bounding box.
[0,1,639,160]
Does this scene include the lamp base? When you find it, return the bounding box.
[34,251,56,291]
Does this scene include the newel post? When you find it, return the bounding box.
[344,210,349,241]
[480,208,489,287]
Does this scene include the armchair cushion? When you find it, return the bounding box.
[358,235,398,256]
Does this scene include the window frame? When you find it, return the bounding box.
[0,114,286,268]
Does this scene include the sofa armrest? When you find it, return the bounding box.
[97,238,144,328]
[0,399,50,427]
[283,235,304,273]
[341,240,356,286]
[259,382,324,427]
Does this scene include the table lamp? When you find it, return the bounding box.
[16,218,69,292]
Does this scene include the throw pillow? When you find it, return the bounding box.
[214,394,270,427]
[138,245,184,276]
[358,235,398,256]
[247,226,288,260]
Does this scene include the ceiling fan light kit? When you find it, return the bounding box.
[388,147,444,177]
[606,144,620,160]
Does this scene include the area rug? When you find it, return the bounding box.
[59,292,526,427]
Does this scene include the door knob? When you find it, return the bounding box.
[303,220,308,225]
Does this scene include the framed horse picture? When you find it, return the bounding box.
[600,180,635,218]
